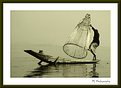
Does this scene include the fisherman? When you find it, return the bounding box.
[89,25,100,60]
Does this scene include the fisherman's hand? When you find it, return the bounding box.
[90,24,95,30]
[90,24,92,27]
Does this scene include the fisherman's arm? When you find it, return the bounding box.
[90,24,96,31]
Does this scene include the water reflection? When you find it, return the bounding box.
[24,65,50,77]
[89,63,99,78]
[24,63,99,78]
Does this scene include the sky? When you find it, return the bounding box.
[11,10,110,47]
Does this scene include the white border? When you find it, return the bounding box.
[3,3,118,85]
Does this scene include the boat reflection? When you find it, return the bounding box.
[24,63,99,78]
[24,64,50,77]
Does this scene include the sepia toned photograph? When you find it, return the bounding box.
[11,10,110,78]
[3,3,118,85]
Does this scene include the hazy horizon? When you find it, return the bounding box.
[11,11,110,47]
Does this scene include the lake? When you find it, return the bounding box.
[11,43,110,78]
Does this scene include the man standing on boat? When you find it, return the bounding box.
[89,25,100,60]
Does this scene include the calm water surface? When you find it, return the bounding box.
[11,43,110,78]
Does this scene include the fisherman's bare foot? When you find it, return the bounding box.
[93,57,96,60]
[93,58,96,60]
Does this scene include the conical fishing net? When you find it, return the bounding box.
[63,14,92,59]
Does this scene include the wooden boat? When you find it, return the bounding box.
[24,50,100,65]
